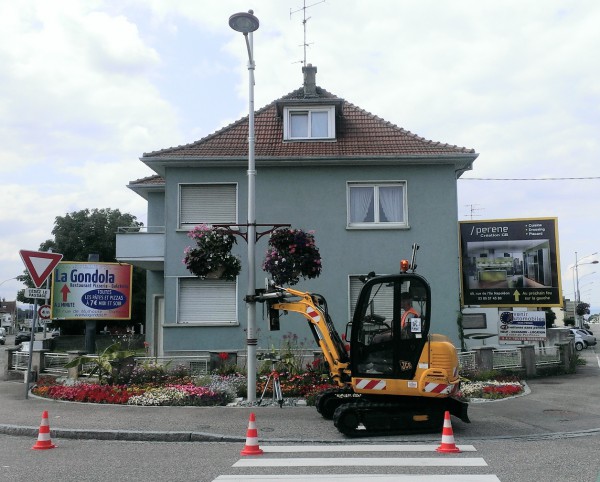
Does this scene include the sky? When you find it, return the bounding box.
[0,0,599,312]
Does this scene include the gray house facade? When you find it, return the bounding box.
[116,65,478,357]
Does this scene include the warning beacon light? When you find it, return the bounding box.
[400,259,410,272]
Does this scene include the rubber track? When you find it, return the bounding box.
[333,400,446,437]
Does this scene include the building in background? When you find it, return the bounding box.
[117,65,478,357]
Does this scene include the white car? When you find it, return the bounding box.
[569,329,589,351]
[570,328,596,348]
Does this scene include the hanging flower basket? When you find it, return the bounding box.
[183,225,241,281]
[262,227,322,286]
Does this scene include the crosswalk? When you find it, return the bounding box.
[212,444,501,481]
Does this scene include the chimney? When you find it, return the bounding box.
[302,64,317,97]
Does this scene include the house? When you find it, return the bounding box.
[0,300,17,334]
[116,65,478,358]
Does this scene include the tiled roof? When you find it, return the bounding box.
[128,174,165,186]
[142,87,476,160]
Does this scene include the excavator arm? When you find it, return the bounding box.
[257,286,351,387]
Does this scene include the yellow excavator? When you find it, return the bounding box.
[255,245,469,436]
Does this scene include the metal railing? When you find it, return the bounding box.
[534,346,560,365]
[12,352,29,371]
[492,349,522,369]
[117,226,165,234]
[43,353,70,374]
[458,351,476,371]
[135,356,210,376]
[13,353,211,378]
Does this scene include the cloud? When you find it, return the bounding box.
[1,0,599,309]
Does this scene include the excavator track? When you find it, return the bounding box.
[315,388,362,419]
[332,397,468,437]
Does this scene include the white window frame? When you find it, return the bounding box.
[177,277,238,326]
[283,105,335,140]
[178,183,237,229]
[346,181,408,229]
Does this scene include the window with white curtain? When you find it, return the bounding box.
[347,182,407,228]
[284,106,335,140]
[179,184,237,229]
[178,278,237,325]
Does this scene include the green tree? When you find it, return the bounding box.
[576,302,590,317]
[543,308,556,328]
[17,208,146,332]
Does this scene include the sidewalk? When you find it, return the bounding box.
[1,352,600,443]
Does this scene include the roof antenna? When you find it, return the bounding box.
[290,0,325,66]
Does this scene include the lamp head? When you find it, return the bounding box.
[229,11,260,33]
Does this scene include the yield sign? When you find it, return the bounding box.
[19,250,63,288]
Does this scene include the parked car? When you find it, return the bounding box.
[576,328,596,347]
[569,328,595,349]
[570,330,587,351]
[14,331,32,344]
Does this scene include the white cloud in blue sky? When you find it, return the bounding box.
[0,0,599,311]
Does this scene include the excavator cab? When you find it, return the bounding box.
[351,273,431,380]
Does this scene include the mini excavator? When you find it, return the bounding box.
[254,244,469,436]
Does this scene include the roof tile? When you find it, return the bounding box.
[143,87,475,159]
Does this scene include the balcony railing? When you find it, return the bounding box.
[115,226,165,270]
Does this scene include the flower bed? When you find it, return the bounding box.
[458,380,524,400]
[31,367,524,406]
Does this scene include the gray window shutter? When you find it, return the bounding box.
[178,278,237,324]
[180,184,237,227]
[349,275,394,320]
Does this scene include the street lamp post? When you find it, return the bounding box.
[229,10,260,403]
[573,252,598,328]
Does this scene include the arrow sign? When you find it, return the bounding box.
[19,250,63,288]
[60,284,71,302]
[513,290,521,302]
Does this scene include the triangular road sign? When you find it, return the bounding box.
[19,250,64,288]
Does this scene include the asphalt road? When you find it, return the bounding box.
[1,340,600,480]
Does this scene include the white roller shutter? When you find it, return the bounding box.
[178,278,237,324]
[349,275,394,320]
[180,184,237,227]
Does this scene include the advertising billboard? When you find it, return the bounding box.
[51,262,133,320]
[498,311,547,342]
[459,218,562,307]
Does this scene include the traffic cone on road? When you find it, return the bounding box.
[32,410,56,450]
[436,411,460,453]
[240,412,263,456]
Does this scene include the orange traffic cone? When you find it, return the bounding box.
[32,410,56,450]
[240,412,263,456]
[436,411,460,453]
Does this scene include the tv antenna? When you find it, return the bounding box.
[464,204,484,220]
[290,0,325,66]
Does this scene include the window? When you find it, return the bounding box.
[462,313,487,330]
[179,184,237,229]
[347,182,407,228]
[284,106,335,140]
[349,275,394,320]
[178,278,237,325]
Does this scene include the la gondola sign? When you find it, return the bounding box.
[51,262,133,320]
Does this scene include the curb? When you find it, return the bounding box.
[0,424,246,443]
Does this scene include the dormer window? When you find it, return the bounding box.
[283,105,335,140]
